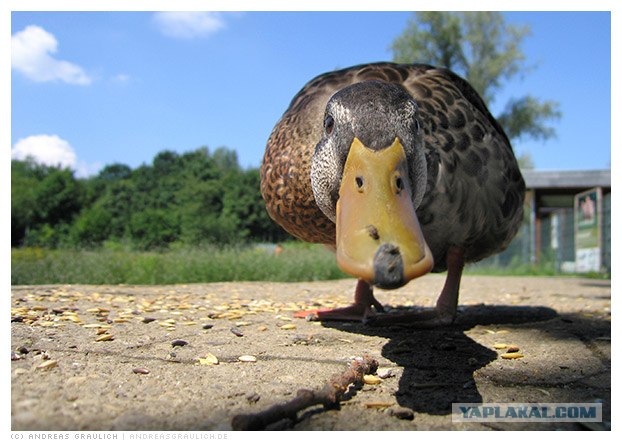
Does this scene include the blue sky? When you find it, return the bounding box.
[10,10,613,176]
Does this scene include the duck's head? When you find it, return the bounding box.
[311,80,434,289]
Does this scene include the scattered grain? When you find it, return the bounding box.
[230,327,244,337]
[363,375,382,385]
[501,352,524,359]
[280,324,296,330]
[198,353,220,365]
[95,334,114,342]
[36,360,58,370]
[364,402,394,409]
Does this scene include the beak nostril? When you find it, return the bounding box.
[367,225,380,240]
[386,245,400,255]
[355,176,364,189]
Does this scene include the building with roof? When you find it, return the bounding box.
[477,169,611,274]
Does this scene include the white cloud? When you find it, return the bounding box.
[11,134,77,169]
[11,25,92,85]
[153,12,226,39]
[12,134,102,178]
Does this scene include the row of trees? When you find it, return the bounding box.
[11,146,291,249]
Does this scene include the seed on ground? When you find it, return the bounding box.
[364,402,394,409]
[95,334,114,342]
[280,323,296,330]
[36,360,58,370]
[238,355,257,363]
[198,353,219,365]
[132,367,150,375]
[171,339,188,347]
[501,352,524,359]
[363,375,382,385]
[230,327,244,337]
[493,343,508,350]
[507,345,520,353]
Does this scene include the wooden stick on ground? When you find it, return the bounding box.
[231,355,379,430]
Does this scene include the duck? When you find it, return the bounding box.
[260,62,525,327]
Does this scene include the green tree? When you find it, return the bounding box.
[178,178,227,244]
[11,146,292,250]
[129,208,179,250]
[98,180,136,239]
[97,163,132,182]
[11,160,40,246]
[82,163,133,208]
[11,160,83,247]
[392,12,561,143]
[212,146,241,172]
[70,204,113,247]
[222,169,290,243]
[33,168,82,225]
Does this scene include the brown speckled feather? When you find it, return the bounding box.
[260,62,525,271]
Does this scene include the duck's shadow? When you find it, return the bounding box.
[321,304,558,415]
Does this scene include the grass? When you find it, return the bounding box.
[12,242,608,285]
[11,242,348,285]
[464,257,610,279]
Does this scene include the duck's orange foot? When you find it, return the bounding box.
[294,279,384,322]
[294,303,382,322]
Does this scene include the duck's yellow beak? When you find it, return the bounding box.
[336,137,434,289]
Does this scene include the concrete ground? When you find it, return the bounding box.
[10,275,611,431]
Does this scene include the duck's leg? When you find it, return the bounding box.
[366,246,465,327]
[294,279,385,321]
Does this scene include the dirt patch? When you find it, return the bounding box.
[11,275,611,430]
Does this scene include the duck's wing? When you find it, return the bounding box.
[399,66,525,268]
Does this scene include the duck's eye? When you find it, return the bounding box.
[355,176,364,190]
[324,115,335,135]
